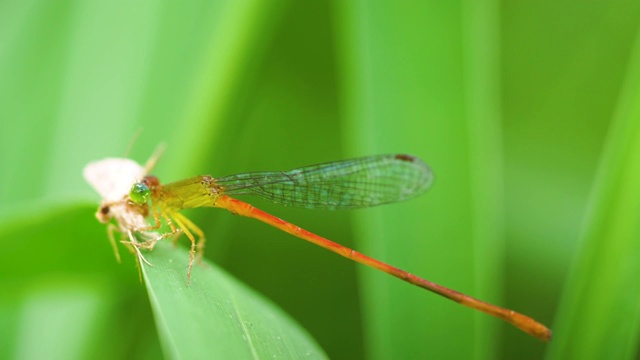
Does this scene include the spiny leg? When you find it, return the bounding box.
[172,212,206,264]
[126,230,153,267]
[128,231,144,283]
[137,206,181,245]
[134,205,178,250]
[136,204,163,233]
[171,213,197,285]
[161,214,182,246]
[105,226,145,281]
[117,230,152,283]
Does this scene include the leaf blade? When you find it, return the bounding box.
[141,241,327,360]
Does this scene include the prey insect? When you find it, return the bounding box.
[84,151,552,341]
[83,150,165,268]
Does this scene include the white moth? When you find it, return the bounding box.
[83,156,160,265]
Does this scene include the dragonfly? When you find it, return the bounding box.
[84,151,552,342]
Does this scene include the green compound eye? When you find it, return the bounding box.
[129,182,150,204]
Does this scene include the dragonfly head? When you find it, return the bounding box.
[128,175,161,205]
[129,182,150,205]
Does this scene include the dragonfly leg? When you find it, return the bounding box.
[133,207,179,250]
[172,212,206,264]
[126,230,151,283]
[161,214,182,246]
[135,204,163,232]
[123,230,153,267]
[171,212,198,284]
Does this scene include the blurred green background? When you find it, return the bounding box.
[1,1,640,359]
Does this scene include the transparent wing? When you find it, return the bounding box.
[214,154,433,210]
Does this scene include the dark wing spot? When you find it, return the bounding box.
[394,154,416,163]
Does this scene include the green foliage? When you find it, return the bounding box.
[546,31,640,360]
[1,1,640,359]
[142,241,326,359]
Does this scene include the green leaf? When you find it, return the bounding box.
[141,241,328,360]
[0,204,159,360]
[335,1,506,358]
[546,25,640,360]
